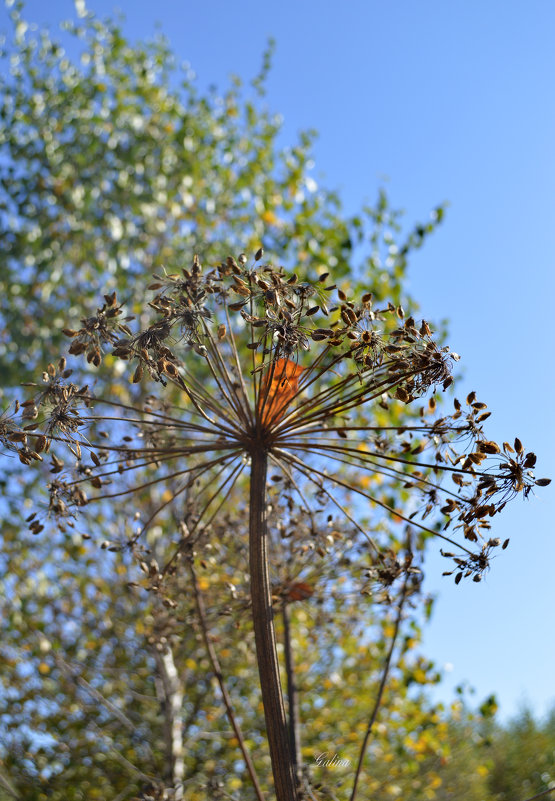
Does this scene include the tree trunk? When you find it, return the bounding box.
[249,446,299,801]
[155,646,185,799]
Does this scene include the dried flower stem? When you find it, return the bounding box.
[350,563,410,801]
[282,601,302,784]
[279,449,472,555]
[249,447,299,801]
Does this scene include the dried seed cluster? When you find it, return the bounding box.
[64,291,134,367]
[5,252,548,584]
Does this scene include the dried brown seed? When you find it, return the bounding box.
[232,279,251,297]
[34,435,48,453]
[477,441,500,454]
[30,523,44,535]
[394,387,410,403]
[70,442,82,460]
[346,307,358,324]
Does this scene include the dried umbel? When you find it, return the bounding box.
[6,250,550,801]
[9,251,548,584]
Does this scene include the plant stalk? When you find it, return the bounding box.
[249,446,299,801]
[350,570,410,801]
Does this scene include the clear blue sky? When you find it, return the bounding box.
[3,0,554,721]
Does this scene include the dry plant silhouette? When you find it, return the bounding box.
[2,250,549,801]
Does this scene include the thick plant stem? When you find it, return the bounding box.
[249,446,299,801]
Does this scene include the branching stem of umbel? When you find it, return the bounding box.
[249,446,300,801]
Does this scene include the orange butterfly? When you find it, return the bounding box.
[258,358,304,425]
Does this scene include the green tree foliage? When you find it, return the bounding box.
[0,0,441,390]
[410,702,555,801]
[485,707,555,801]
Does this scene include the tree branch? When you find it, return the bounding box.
[521,789,555,801]
[0,769,20,801]
[88,723,156,785]
[52,651,138,733]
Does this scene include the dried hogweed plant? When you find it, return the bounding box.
[4,250,549,801]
